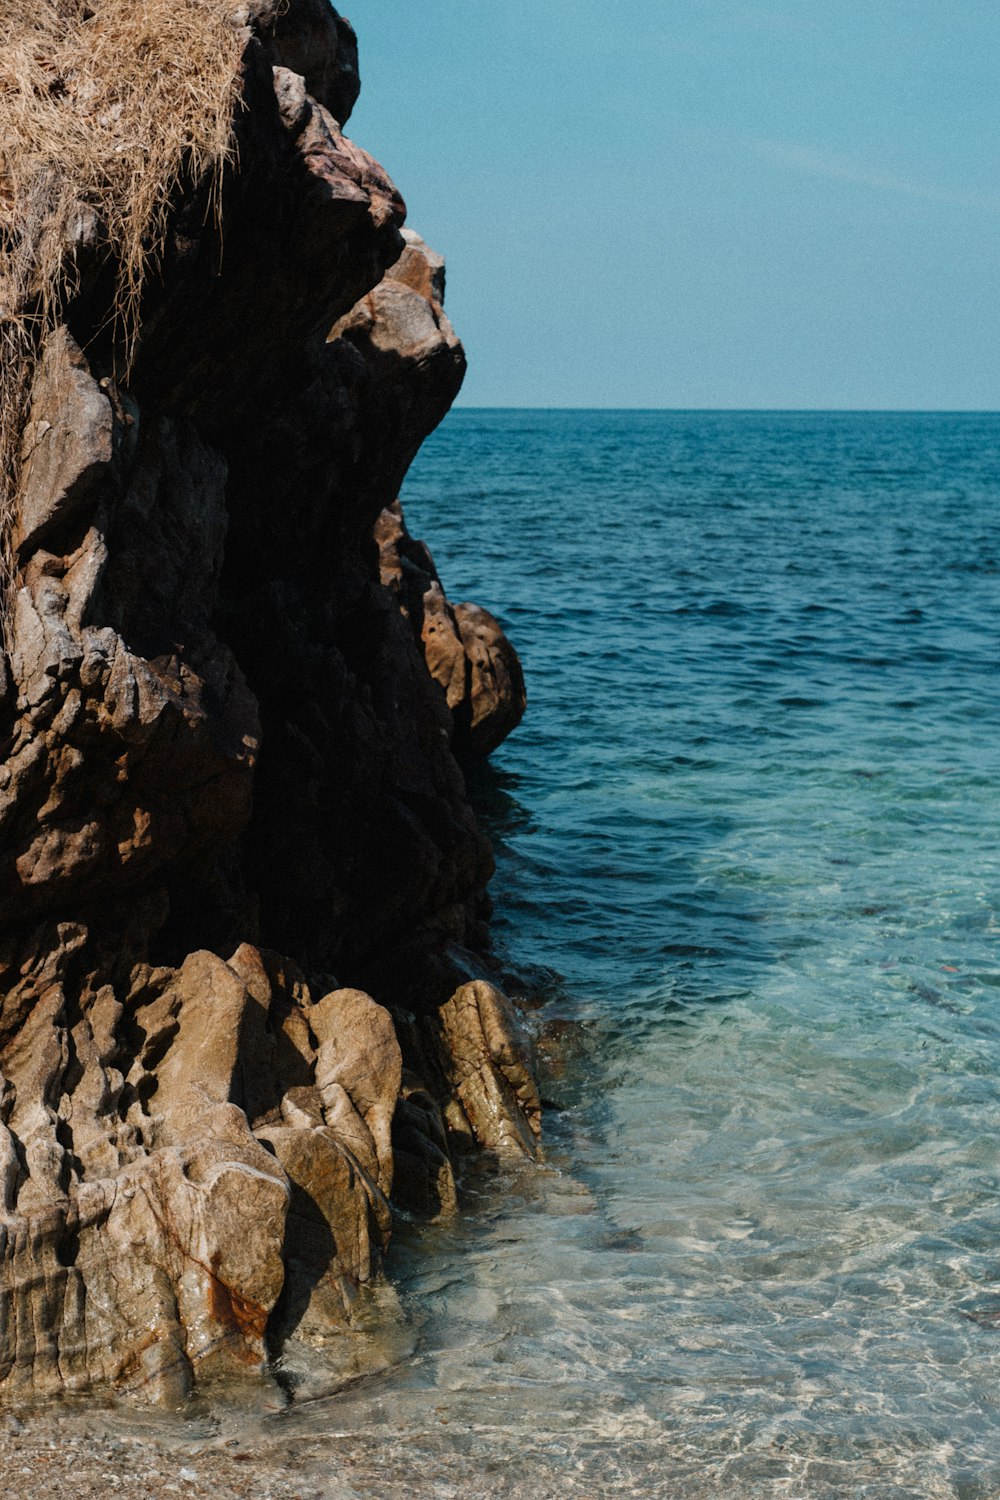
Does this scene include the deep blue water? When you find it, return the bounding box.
[284,412,1000,1497]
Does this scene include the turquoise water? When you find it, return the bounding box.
[281,413,1000,1496]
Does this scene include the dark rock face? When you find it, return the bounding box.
[0,1,532,1400]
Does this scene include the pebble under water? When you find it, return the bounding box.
[130,411,1000,1496]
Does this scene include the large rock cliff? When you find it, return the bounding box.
[0,0,531,1400]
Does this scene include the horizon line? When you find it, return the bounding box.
[450,405,1000,415]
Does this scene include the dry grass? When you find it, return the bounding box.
[0,0,250,635]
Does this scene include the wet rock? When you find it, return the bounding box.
[436,981,542,1158]
[399,981,542,1164]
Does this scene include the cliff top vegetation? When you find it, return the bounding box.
[0,0,247,624]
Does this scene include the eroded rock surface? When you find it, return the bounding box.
[376,493,527,761]
[0,0,533,1400]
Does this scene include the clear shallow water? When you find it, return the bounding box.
[160,412,1000,1495]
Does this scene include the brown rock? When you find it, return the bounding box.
[0,0,542,1400]
[398,979,543,1166]
[436,980,542,1159]
[0,948,292,1400]
[376,497,527,760]
[0,941,425,1393]
[309,987,401,1197]
[391,227,447,303]
[14,329,113,558]
[453,601,529,759]
[266,0,361,126]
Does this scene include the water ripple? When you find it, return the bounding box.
[269,412,1000,1496]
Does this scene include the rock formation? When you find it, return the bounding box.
[0,0,535,1400]
[376,492,527,762]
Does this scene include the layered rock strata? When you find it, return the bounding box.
[0,1,534,1400]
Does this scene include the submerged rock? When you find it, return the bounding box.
[0,0,532,1399]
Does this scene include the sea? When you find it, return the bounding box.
[145,412,1000,1495]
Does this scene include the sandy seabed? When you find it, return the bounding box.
[0,1407,386,1500]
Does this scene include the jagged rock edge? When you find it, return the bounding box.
[0,1,535,1400]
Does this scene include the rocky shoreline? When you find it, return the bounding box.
[0,0,535,1403]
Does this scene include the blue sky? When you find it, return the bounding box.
[344,2,999,409]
